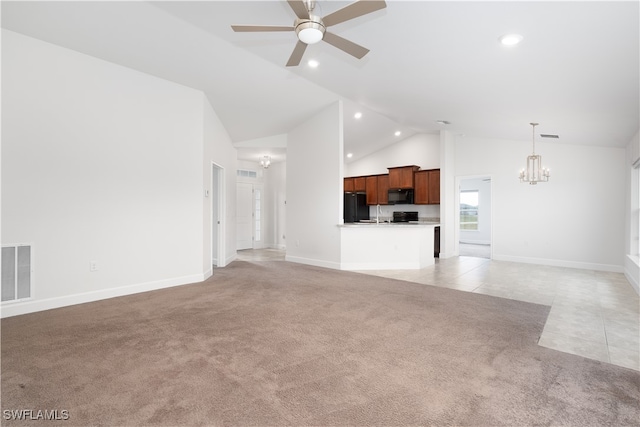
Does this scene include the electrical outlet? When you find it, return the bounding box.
[90,261,98,272]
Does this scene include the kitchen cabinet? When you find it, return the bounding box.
[434,226,440,258]
[354,176,366,192]
[377,174,389,205]
[388,165,420,189]
[344,176,366,193]
[428,169,440,204]
[414,169,440,205]
[365,174,390,205]
[344,177,354,192]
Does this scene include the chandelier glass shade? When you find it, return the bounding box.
[260,156,271,169]
[519,123,550,185]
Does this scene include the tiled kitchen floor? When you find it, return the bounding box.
[235,249,640,371]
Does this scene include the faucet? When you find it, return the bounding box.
[376,204,382,224]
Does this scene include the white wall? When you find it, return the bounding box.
[203,98,238,271]
[456,135,626,271]
[286,101,343,268]
[345,133,440,177]
[1,30,233,316]
[459,177,492,245]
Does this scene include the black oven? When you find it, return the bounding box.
[393,211,419,223]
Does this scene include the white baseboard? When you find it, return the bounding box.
[0,272,207,318]
[285,255,341,270]
[340,260,434,271]
[492,254,623,273]
[624,255,639,295]
[459,240,491,245]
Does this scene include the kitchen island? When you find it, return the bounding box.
[339,222,440,270]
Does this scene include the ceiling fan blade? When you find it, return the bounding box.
[286,41,308,67]
[287,0,310,20]
[231,25,294,32]
[322,0,387,27]
[323,32,370,59]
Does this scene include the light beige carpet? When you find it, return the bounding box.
[2,260,639,426]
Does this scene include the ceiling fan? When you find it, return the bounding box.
[231,0,387,67]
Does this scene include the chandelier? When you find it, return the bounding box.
[260,156,271,169]
[519,122,550,185]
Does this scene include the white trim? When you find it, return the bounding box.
[285,255,341,270]
[493,254,623,273]
[211,162,226,268]
[460,239,491,245]
[340,260,432,270]
[225,253,237,266]
[0,272,207,318]
[624,254,639,295]
[455,175,494,259]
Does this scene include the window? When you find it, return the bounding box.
[236,169,257,178]
[460,190,479,231]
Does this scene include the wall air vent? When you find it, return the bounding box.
[2,245,32,302]
[540,134,559,139]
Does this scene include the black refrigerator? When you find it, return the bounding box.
[344,193,370,223]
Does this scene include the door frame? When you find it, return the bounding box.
[211,162,226,267]
[454,174,493,259]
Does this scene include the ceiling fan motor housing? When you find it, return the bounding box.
[295,16,325,44]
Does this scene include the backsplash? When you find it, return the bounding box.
[369,204,440,222]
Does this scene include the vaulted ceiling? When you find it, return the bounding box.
[2,1,638,164]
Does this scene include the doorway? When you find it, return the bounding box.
[457,176,492,259]
[211,163,225,268]
[236,182,264,250]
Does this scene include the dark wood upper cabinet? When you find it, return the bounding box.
[353,176,366,192]
[388,165,420,189]
[344,177,354,192]
[365,176,378,205]
[428,169,440,204]
[414,170,429,204]
[365,174,390,205]
[377,174,389,205]
[348,167,438,204]
[414,169,440,205]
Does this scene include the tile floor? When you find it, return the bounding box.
[235,249,640,371]
[459,242,491,258]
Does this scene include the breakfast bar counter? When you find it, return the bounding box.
[339,222,440,270]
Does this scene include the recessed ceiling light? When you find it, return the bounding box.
[499,34,523,46]
[354,112,362,119]
[307,59,319,68]
[394,131,402,136]
[436,120,451,125]
[346,153,353,158]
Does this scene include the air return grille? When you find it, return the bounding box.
[2,245,32,302]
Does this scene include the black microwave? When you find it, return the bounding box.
[388,189,414,204]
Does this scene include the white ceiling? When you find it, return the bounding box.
[2,1,638,165]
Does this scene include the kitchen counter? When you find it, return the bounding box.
[340,221,440,227]
[339,222,439,270]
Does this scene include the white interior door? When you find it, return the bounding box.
[236,182,253,250]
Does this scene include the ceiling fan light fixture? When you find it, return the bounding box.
[295,19,325,44]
